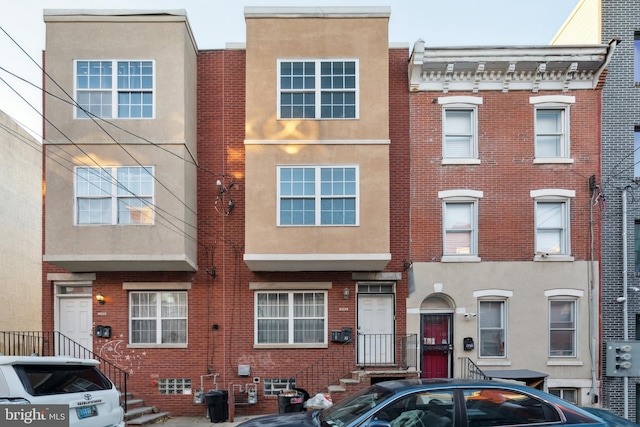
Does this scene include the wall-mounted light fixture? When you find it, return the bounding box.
[96,293,105,305]
[343,288,350,300]
[215,177,235,216]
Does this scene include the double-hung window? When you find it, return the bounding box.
[278,59,358,119]
[439,190,483,261]
[634,127,640,179]
[549,300,576,357]
[75,60,154,119]
[439,97,482,163]
[255,291,326,345]
[75,166,154,225]
[278,165,358,226]
[530,96,574,161]
[635,32,640,84]
[130,291,187,345]
[479,300,506,358]
[531,189,574,257]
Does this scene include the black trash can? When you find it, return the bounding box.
[204,390,228,423]
[278,390,304,413]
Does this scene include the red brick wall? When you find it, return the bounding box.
[409,89,602,262]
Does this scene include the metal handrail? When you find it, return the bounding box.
[458,356,487,380]
[0,331,128,409]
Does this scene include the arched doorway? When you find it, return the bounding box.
[420,294,455,378]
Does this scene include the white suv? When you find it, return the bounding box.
[0,355,124,427]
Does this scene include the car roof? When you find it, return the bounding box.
[373,378,536,392]
[0,355,100,366]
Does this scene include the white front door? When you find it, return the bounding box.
[357,294,394,365]
[58,297,93,355]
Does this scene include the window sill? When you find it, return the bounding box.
[441,256,481,263]
[441,158,481,165]
[533,158,574,164]
[547,360,583,366]
[533,255,574,262]
[127,343,188,349]
[254,343,328,349]
[476,360,511,366]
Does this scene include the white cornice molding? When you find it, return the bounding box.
[409,40,618,93]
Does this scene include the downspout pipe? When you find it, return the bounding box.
[622,187,629,418]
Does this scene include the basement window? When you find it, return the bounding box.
[263,378,296,396]
[158,378,191,395]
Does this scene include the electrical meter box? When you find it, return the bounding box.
[605,341,640,377]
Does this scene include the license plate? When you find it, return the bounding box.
[76,405,98,419]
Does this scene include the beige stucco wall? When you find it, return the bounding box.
[408,261,597,387]
[43,12,198,271]
[245,143,390,255]
[244,10,391,262]
[0,111,42,330]
[245,15,389,141]
[44,14,198,151]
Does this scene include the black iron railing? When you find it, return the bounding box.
[357,333,418,369]
[0,331,128,408]
[291,334,418,396]
[458,356,487,380]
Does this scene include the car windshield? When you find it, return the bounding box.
[320,384,394,427]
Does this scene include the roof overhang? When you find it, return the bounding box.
[408,39,619,93]
[243,253,391,272]
[482,369,549,388]
[42,255,197,272]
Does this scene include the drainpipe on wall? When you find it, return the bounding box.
[589,188,599,404]
[622,188,629,418]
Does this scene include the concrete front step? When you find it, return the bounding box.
[125,406,158,420]
[125,412,170,426]
[125,398,144,409]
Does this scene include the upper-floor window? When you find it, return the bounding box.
[129,291,187,345]
[635,220,640,276]
[255,291,326,345]
[549,300,576,357]
[439,190,483,261]
[278,59,358,119]
[634,127,640,179]
[278,165,358,226]
[75,60,154,119]
[530,96,575,162]
[75,166,154,225]
[479,300,506,358]
[635,32,640,84]
[531,189,575,258]
[439,97,482,163]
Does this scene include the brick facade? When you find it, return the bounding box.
[601,0,640,418]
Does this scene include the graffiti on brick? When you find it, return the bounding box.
[98,339,146,375]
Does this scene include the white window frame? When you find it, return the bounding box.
[129,291,188,347]
[530,95,575,163]
[254,290,328,347]
[478,299,507,358]
[439,96,482,164]
[439,190,483,262]
[531,189,574,260]
[277,59,359,120]
[74,59,155,119]
[635,32,640,84]
[548,388,578,404]
[548,299,577,358]
[74,166,155,226]
[277,165,359,226]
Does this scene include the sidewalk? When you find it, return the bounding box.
[156,414,259,426]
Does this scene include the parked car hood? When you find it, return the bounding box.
[238,410,318,427]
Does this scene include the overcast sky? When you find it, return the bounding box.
[0,0,581,140]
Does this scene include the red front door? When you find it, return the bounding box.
[421,314,452,378]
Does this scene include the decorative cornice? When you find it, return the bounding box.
[408,39,619,93]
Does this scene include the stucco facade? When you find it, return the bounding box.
[0,111,42,333]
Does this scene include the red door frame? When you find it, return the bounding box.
[421,313,453,378]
